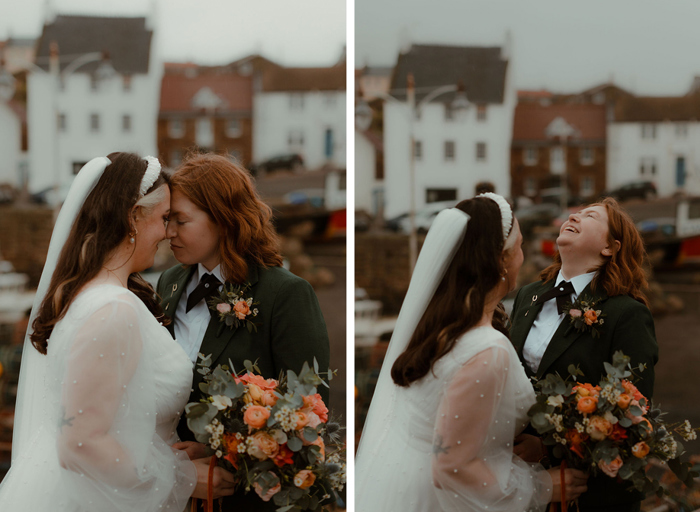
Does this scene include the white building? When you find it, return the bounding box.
[382,44,515,219]
[355,129,384,216]
[607,86,700,197]
[27,15,161,193]
[0,100,24,187]
[253,65,346,170]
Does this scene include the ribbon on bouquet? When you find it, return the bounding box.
[191,455,218,512]
[552,461,569,512]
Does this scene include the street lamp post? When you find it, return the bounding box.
[355,76,469,273]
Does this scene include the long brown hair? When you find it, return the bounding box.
[170,154,283,283]
[30,152,171,354]
[391,197,514,387]
[540,197,648,305]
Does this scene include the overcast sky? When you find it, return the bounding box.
[0,0,346,67]
[356,0,700,96]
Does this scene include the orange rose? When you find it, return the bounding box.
[306,394,329,423]
[293,469,316,489]
[244,405,271,430]
[577,396,598,414]
[622,380,644,402]
[244,383,264,405]
[573,383,600,398]
[586,415,613,441]
[248,431,279,460]
[584,309,598,325]
[239,374,278,391]
[234,300,251,320]
[565,429,589,459]
[617,393,632,409]
[598,456,623,477]
[632,441,650,458]
[295,411,310,429]
[261,390,278,407]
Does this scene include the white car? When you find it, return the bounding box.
[386,200,456,234]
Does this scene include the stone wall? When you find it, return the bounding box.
[0,206,54,286]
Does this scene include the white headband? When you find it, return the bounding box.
[140,156,161,197]
[477,192,514,244]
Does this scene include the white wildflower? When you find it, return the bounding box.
[211,395,232,411]
[547,395,565,408]
[215,450,223,458]
[575,422,585,433]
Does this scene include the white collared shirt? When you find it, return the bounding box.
[522,270,596,374]
[173,264,224,363]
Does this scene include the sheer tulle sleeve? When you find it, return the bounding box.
[432,345,553,512]
[55,298,196,511]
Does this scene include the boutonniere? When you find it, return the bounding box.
[207,282,260,336]
[562,293,606,338]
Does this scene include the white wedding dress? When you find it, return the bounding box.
[356,326,553,512]
[0,284,197,511]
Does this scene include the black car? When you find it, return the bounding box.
[603,181,657,202]
[249,153,304,176]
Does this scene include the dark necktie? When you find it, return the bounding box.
[186,273,221,313]
[535,280,575,315]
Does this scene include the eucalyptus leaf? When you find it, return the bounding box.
[618,463,635,480]
[629,405,643,417]
[618,417,632,428]
[287,436,303,452]
[275,506,295,512]
[289,487,305,500]
[303,427,319,442]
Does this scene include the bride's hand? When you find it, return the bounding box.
[191,457,237,499]
[173,441,208,460]
[513,433,546,463]
[548,467,588,502]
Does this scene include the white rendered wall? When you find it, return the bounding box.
[383,92,515,219]
[0,103,21,186]
[253,90,346,170]
[27,61,162,192]
[607,122,700,197]
[355,130,382,214]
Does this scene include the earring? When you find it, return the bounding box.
[129,228,138,244]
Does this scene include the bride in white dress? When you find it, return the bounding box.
[0,154,235,510]
[355,194,588,512]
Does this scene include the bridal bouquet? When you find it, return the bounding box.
[185,356,345,511]
[528,351,699,498]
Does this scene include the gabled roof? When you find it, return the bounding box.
[513,103,606,142]
[160,73,252,113]
[261,66,345,92]
[35,15,152,74]
[613,92,700,122]
[390,44,508,104]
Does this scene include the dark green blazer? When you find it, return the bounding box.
[511,279,658,512]
[157,263,330,512]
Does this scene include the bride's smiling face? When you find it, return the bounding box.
[131,185,171,272]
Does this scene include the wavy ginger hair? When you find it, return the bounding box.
[540,197,649,305]
[171,154,283,283]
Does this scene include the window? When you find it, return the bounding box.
[123,75,132,92]
[550,146,565,174]
[676,123,688,137]
[90,113,100,133]
[580,147,594,165]
[524,177,537,197]
[289,94,304,110]
[524,147,538,166]
[57,113,66,132]
[195,117,214,148]
[476,142,487,161]
[170,150,182,167]
[414,140,422,161]
[580,176,595,197]
[288,129,304,148]
[226,119,242,138]
[641,124,656,139]
[122,114,132,133]
[426,188,457,203]
[72,161,88,175]
[444,141,455,161]
[639,157,657,176]
[477,105,487,121]
[169,119,184,138]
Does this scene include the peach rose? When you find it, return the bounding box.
[302,394,329,423]
[248,431,279,460]
[574,383,600,399]
[586,415,613,441]
[569,309,582,318]
[306,412,322,429]
[584,309,598,325]
[632,441,650,458]
[253,472,281,502]
[239,374,278,391]
[622,380,644,402]
[234,300,250,320]
[598,456,623,478]
[295,411,310,429]
[261,390,278,407]
[617,393,632,409]
[244,405,271,429]
[577,396,598,414]
[216,303,232,314]
[293,469,316,489]
[243,383,264,405]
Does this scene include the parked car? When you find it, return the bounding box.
[602,181,657,202]
[249,153,304,176]
[385,200,455,234]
